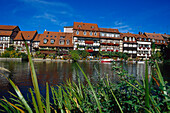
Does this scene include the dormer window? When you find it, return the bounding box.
[46,35,48,37]
[91,26,95,29]
[94,32,97,36]
[76,30,79,35]
[51,39,55,44]
[78,25,81,28]
[43,39,48,44]
[125,37,127,41]
[139,37,142,41]
[144,38,146,41]
[47,32,49,34]
[60,36,65,39]
[163,41,165,43]
[50,36,53,37]
[148,38,150,41]
[90,31,93,36]
[84,31,86,35]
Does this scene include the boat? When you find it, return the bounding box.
[100,59,114,63]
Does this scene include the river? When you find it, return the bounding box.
[0,61,169,98]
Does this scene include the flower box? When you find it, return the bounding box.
[107,43,114,46]
[85,41,94,44]
[101,43,107,45]
[102,50,105,51]
[116,50,119,52]
[139,47,142,49]
[107,49,111,51]
[115,44,119,46]
[111,50,114,52]
[147,47,150,49]
[143,47,146,49]
[86,49,93,52]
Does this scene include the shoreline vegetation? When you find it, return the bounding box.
[0,35,169,112]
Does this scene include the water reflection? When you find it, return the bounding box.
[0,61,169,98]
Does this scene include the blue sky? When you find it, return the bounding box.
[1,0,170,34]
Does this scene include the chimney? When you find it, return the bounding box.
[153,32,155,33]
[59,30,61,32]
[164,33,166,35]
[138,32,142,35]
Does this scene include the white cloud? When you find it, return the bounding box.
[114,21,123,26]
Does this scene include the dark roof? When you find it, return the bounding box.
[99,28,119,33]
[73,22,99,31]
[14,31,37,41]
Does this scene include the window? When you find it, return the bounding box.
[84,31,86,35]
[152,39,155,42]
[66,40,70,45]
[101,33,104,36]
[144,38,146,41]
[90,31,92,36]
[163,41,165,43]
[46,35,48,37]
[106,33,109,37]
[59,40,65,45]
[0,37,3,41]
[78,25,81,28]
[94,32,97,36]
[54,36,56,38]
[43,39,48,44]
[115,34,120,37]
[148,38,150,41]
[133,37,135,41]
[160,40,162,43]
[47,32,49,34]
[112,34,114,37]
[139,38,142,41]
[129,37,131,41]
[50,36,53,37]
[157,40,159,43]
[60,36,65,39]
[125,37,127,41]
[91,26,94,29]
[51,39,55,44]
[76,30,79,35]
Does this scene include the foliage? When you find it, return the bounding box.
[81,50,90,58]
[6,46,14,51]
[70,50,80,62]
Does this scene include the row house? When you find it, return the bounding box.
[39,31,73,55]
[144,32,167,51]
[121,33,137,58]
[73,22,100,55]
[0,25,20,53]
[13,31,38,53]
[99,28,122,52]
[136,33,151,59]
[161,33,170,45]
[32,34,42,51]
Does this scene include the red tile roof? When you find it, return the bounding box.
[0,25,18,30]
[0,30,13,36]
[144,32,164,40]
[14,31,37,41]
[39,31,73,47]
[73,22,99,31]
[99,28,119,33]
[121,32,137,38]
[34,34,42,41]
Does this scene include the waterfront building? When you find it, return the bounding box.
[0,25,20,53]
[13,30,38,53]
[39,31,73,55]
[72,22,100,55]
[161,33,170,44]
[32,34,42,52]
[99,28,122,52]
[121,33,137,58]
[136,33,151,59]
[144,32,167,52]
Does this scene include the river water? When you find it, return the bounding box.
[0,61,169,98]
